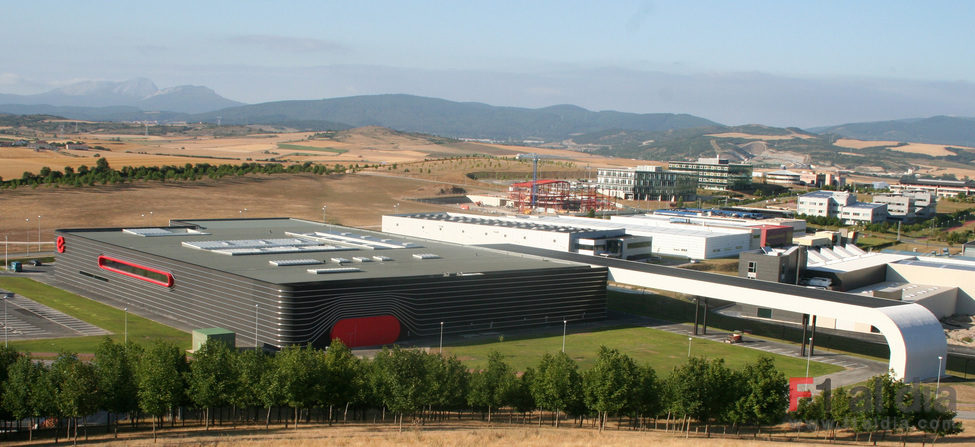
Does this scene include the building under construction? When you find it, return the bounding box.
[508,180,608,213]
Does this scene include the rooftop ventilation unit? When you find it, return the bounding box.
[268,259,322,267]
[306,267,362,274]
[413,253,441,260]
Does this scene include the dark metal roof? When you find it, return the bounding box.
[482,244,908,309]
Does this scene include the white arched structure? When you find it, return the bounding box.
[488,245,947,381]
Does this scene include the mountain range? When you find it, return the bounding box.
[0,78,242,114]
[2,78,975,147]
[192,95,718,141]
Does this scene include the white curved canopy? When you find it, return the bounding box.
[488,245,947,380]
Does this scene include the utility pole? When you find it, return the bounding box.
[562,320,567,353]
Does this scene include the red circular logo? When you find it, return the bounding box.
[56,236,65,253]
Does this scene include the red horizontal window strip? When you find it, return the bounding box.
[97,256,174,287]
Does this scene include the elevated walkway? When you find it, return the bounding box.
[484,244,947,381]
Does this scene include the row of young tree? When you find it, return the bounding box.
[0,339,961,443]
[795,374,962,444]
[0,158,366,189]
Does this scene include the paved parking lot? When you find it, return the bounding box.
[1,291,111,341]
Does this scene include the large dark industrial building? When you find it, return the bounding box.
[54,218,608,348]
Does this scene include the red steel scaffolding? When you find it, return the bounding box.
[508,180,610,213]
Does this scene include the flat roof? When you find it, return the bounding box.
[801,190,846,199]
[483,244,906,309]
[393,212,622,235]
[895,258,975,273]
[58,218,587,285]
[848,281,956,303]
[807,253,914,273]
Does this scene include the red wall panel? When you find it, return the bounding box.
[331,315,401,348]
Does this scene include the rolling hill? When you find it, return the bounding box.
[190,94,719,140]
[811,116,975,148]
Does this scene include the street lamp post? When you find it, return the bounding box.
[562,320,567,353]
[687,337,692,357]
[805,337,813,378]
[37,215,41,252]
[255,304,260,349]
[439,321,444,354]
[3,293,10,347]
[936,356,943,399]
[123,307,128,344]
[25,219,29,257]
[4,234,8,271]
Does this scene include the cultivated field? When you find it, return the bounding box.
[0,127,636,180]
[0,173,474,254]
[834,138,975,157]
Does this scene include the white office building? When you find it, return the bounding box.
[872,190,936,222]
[797,190,887,224]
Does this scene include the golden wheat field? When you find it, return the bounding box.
[0,127,638,180]
[834,138,975,157]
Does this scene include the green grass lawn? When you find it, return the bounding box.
[276,143,348,154]
[607,290,893,360]
[444,325,842,378]
[0,277,190,352]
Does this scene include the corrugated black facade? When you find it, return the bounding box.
[54,231,607,348]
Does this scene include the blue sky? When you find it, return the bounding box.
[2,1,974,126]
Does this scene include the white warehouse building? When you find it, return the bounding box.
[382,213,653,260]
[385,213,762,260]
[599,215,754,259]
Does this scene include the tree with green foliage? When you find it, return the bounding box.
[510,367,537,422]
[426,353,470,416]
[726,356,788,431]
[627,363,662,429]
[257,351,286,429]
[323,339,362,423]
[136,341,188,440]
[583,346,639,432]
[666,357,737,434]
[93,338,141,437]
[230,348,269,425]
[188,338,236,430]
[2,355,45,441]
[909,383,963,442]
[273,344,327,430]
[0,345,20,421]
[54,353,99,442]
[531,351,582,428]
[468,351,516,424]
[371,346,432,431]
